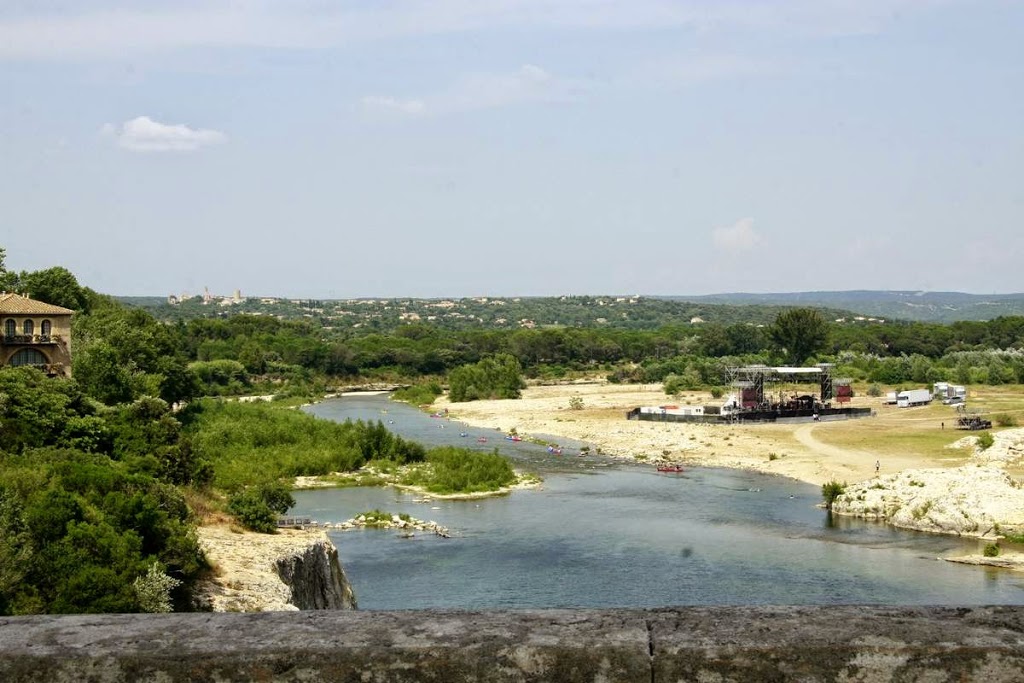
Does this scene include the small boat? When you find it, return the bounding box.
[505,435,523,442]
[657,464,685,473]
[546,446,563,455]
[477,437,488,443]
[459,432,469,437]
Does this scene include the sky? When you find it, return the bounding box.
[1,1,1022,299]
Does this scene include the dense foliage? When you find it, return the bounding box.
[182,399,426,492]
[400,447,517,494]
[0,369,206,614]
[227,482,296,534]
[391,381,443,406]
[448,354,525,402]
[770,308,829,365]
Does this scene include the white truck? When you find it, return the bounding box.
[896,389,932,408]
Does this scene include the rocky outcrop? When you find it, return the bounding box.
[275,537,357,610]
[832,465,1024,538]
[195,526,356,612]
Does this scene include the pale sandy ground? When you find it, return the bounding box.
[435,381,1024,555]
[435,381,890,486]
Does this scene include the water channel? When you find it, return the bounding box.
[293,394,1024,610]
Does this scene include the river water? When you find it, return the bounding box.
[294,395,1024,610]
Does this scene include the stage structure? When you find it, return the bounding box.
[628,364,872,424]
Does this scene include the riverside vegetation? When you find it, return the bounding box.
[0,248,523,615]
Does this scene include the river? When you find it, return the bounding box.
[293,394,1024,610]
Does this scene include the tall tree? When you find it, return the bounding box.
[769,308,829,365]
[20,267,90,312]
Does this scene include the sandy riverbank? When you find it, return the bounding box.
[434,382,892,487]
[433,381,1024,546]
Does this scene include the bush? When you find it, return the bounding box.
[995,414,1018,428]
[977,432,995,451]
[983,543,1000,558]
[710,387,724,399]
[391,382,443,406]
[821,480,846,511]
[183,400,425,491]
[568,396,584,410]
[400,447,516,495]
[448,355,524,402]
[227,482,295,533]
[358,509,409,527]
[867,384,883,397]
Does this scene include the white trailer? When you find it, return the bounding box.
[934,382,966,404]
[897,389,932,408]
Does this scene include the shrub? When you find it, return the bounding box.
[400,447,516,495]
[995,414,1017,428]
[977,432,995,451]
[568,396,584,410]
[710,387,724,399]
[448,354,525,402]
[357,509,410,527]
[227,482,295,533]
[867,384,883,398]
[821,480,846,511]
[983,543,1000,558]
[133,561,182,613]
[391,382,443,406]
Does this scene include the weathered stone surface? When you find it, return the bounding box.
[0,610,648,682]
[275,538,357,610]
[194,526,356,612]
[833,465,1024,538]
[648,606,1024,682]
[1,607,1023,682]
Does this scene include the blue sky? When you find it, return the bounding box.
[1,1,1022,298]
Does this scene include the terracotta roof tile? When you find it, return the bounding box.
[0,293,75,315]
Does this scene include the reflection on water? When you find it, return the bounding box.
[294,395,1024,610]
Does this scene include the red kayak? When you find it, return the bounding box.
[657,465,685,473]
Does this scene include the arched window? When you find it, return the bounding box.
[41,319,51,336]
[23,319,34,335]
[3,319,14,337]
[9,348,48,367]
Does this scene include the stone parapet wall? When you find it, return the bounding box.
[2,606,1023,682]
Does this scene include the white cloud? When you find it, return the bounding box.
[102,116,227,152]
[712,217,761,251]
[362,64,575,118]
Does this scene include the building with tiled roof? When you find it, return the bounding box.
[0,292,73,377]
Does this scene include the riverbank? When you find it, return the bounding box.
[432,381,1024,545]
[434,382,888,485]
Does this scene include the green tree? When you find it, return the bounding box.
[770,308,829,365]
[0,246,17,292]
[228,482,295,533]
[19,267,90,312]
[448,354,524,402]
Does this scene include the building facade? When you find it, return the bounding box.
[0,293,73,377]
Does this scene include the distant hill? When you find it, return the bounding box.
[666,291,1024,323]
